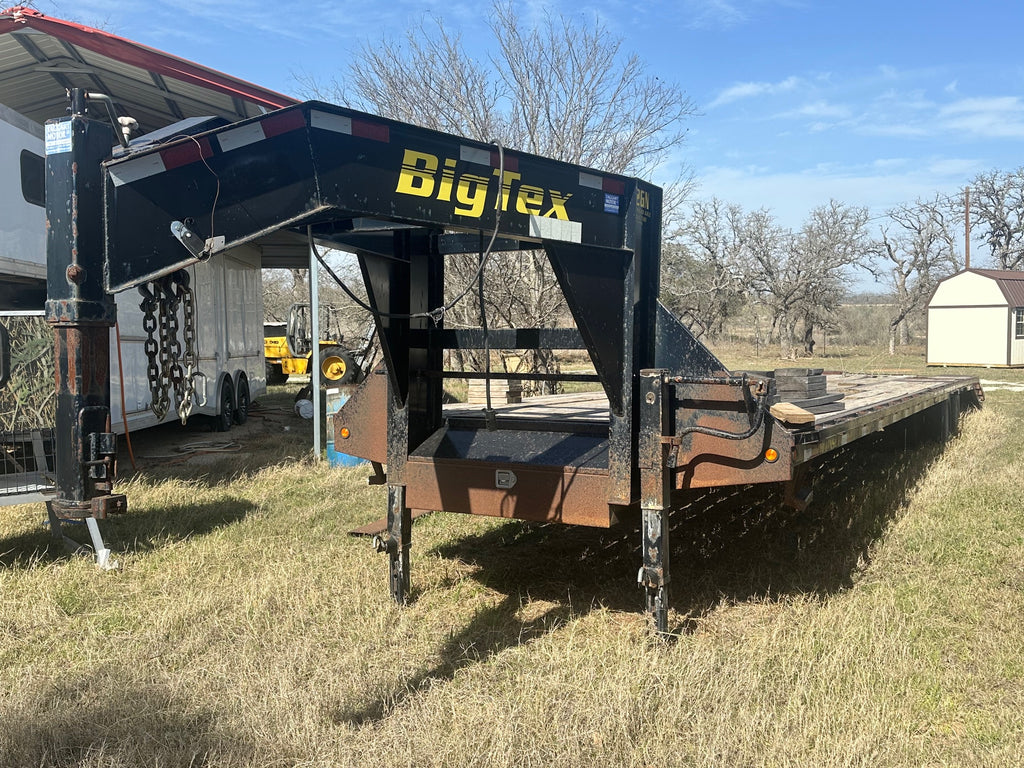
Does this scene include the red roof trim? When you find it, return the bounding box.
[0,6,298,111]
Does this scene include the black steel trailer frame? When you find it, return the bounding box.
[45,94,981,630]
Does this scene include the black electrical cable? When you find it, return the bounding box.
[477,233,495,424]
[308,140,506,326]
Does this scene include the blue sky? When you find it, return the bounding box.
[40,0,1024,236]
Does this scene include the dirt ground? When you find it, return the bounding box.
[115,383,318,476]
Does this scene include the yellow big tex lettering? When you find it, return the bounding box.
[395,149,572,220]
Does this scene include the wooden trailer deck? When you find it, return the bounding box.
[443,372,982,467]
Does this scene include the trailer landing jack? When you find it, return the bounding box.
[45,503,120,570]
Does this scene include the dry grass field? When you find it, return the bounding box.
[1,346,1022,766]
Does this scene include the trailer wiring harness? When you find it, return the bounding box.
[308,141,506,327]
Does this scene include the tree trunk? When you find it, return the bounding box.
[802,322,815,356]
[779,314,795,359]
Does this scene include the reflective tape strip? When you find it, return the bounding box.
[460,145,491,166]
[311,110,352,134]
[581,171,626,197]
[603,178,626,195]
[218,122,269,153]
[159,138,213,171]
[529,215,582,243]
[219,110,306,152]
[311,110,389,141]
[108,153,166,187]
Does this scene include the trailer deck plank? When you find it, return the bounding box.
[442,373,979,434]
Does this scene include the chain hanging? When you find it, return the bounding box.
[138,270,204,425]
[174,272,202,423]
[138,283,170,421]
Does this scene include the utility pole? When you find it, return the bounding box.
[964,186,971,270]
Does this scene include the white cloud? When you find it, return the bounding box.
[939,96,1024,138]
[778,100,852,120]
[693,159,981,232]
[681,0,749,29]
[709,76,803,108]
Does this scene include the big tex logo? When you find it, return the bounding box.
[395,149,572,220]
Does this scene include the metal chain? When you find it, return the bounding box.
[163,275,185,415]
[138,284,170,421]
[175,272,202,423]
[139,271,203,424]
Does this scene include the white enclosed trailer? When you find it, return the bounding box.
[1,103,266,433]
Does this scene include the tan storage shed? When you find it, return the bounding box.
[927,269,1024,367]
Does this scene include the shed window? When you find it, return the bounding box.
[1016,308,1024,340]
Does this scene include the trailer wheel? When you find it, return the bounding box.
[266,361,288,385]
[215,376,235,432]
[234,375,250,425]
[320,346,358,384]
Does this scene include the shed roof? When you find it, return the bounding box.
[968,268,1024,307]
[0,6,298,132]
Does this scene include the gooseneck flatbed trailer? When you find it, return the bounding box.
[49,94,980,630]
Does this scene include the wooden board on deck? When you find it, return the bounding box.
[438,373,977,433]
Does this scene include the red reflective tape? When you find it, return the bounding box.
[260,109,307,138]
[159,137,213,171]
[603,178,626,195]
[351,119,389,142]
[491,151,518,172]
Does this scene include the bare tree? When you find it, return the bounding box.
[662,198,746,337]
[872,196,961,354]
[792,201,870,355]
[736,202,868,358]
[302,1,697,386]
[969,167,1024,270]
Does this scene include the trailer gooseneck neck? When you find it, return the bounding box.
[82,99,981,632]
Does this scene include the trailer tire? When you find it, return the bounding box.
[234,375,250,425]
[266,361,288,385]
[215,376,235,432]
[320,346,358,384]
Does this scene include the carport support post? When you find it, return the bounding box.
[308,228,322,459]
[44,89,126,526]
[638,369,671,634]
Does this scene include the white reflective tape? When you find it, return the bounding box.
[218,122,267,153]
[529,215,582,244]
[579,172,603,190]
[108,153,166,187]
[460,145,491,166]
[311,110,353,134]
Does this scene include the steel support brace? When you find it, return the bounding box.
[638,369,671,634]
[387,484,411,603]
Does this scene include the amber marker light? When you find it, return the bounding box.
[764,448,779,463]
[340,427,351,439]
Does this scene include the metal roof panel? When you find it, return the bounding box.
[0,6,297,132]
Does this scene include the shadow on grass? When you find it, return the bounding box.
[444,429,947,619]
[339,427,949,725]
[0,496,253,567]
